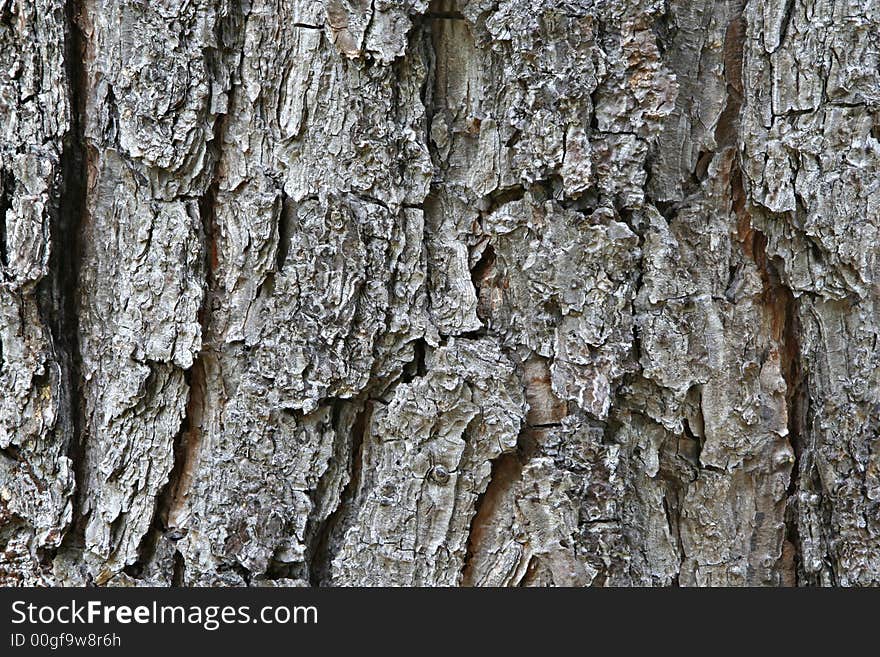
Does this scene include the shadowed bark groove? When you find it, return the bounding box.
[52,0,88,553]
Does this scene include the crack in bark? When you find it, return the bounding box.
[774,0,796,54]
[723,3,804,587]
[128,2,250,580]
[52,0,89,554]
[733,171,804,586]
[170,548,185,587]
[276,190,293,272]
[461,353,555,585]
[460,448,522,586]
[399,337,428,385]
[307,399,372,586]
[0,168,12,268]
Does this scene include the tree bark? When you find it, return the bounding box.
[1,0,878,586]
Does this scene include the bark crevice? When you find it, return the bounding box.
[308,399,372,586]
[51,0,89,554]
[725,3,805,585]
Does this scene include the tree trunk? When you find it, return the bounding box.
[1,0,878,587]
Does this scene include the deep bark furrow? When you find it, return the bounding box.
[55,0,89,556]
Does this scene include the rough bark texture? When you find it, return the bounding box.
[1,0,878,587]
